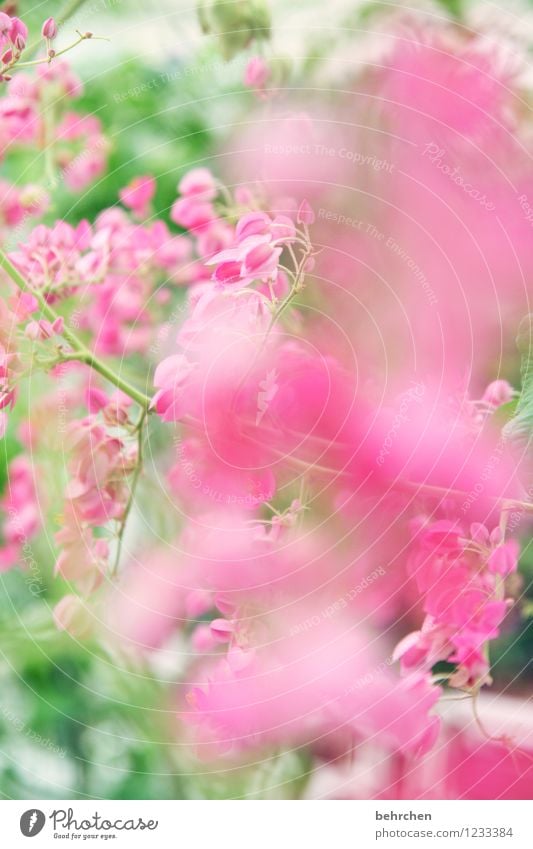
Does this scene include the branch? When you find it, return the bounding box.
[0,247,152,410]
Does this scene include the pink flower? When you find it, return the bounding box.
[152,354,196,420]
[396,517,519,688]
[0,13,27,52]
[0,178,24,226]
[208,234,283,288]
[210,618,235,643]
[482,379,514,408]
[0,456,40,571]
[235,211,272,241]
[153,289,282,509]
[41,17,57,40]
[487,540,520,576]
[170,196,215,232]
[178,167,217,201]
[0,351,17,410]
[63,418,135,524]
[297,198,315,225]
[38,62,82,98]
[55,509,108,592]
[105,547,193,650]
[119,174,156,219]
[183,608,441,755]
[25,316,63,340]
[244,56,270,90]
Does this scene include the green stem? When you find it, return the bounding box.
[14,34,108,71]
[265,243,313,339]
[22,0,91,58]
[0,247,152,409]
[112,410,147,576]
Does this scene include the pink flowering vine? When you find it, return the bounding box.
[0,7,532,788]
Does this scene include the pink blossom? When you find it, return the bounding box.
[0,178,24,226]
[37,62,82,98]
[210,618,235,642]
[395,517,518,687]
[170,196,216,232]
[208,234,282,288]
[482,379,514,408]
[25,316,63,340]
[0,13,27,52]
[0,456,40,570]
[41,17,57,40]
[297,198,315,225]
[178,167,217,201]
[119,174,156,219]
[487,540,520,576]
[55,509,108,592]
[106,547,192,650]
[183,608,441,755]
[63,417,135,524]
[153,289,282,509]
[235,211,272,241]
[244,55,270,90]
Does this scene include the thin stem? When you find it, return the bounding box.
[229,242,314,414]
[112,410,147,576]
[14,33,108,71]
[0,247,152,409]
[264,242,313,340]
[41,90,57,187]
[58,352,152,409]
[22,0,93,58]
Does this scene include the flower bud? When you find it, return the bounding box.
[10,18,28,50]
[244,55,270,90]
[41,17,57,40]
[297,198,315,225]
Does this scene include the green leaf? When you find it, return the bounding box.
[503,315,533,458]
[492,399,518,427]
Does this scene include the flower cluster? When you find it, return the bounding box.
[5,194,193,355]
[54,393,139,598]
[0,178,48,238]
[1,13,94,82]
[0,455,40,570]
[136,161,530,759]
[153,186,316,510]
[394,519,520,689]
[0,295,23,437]
[0,56,108,198]
[0,8,530,791]
[0,12,27,80]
